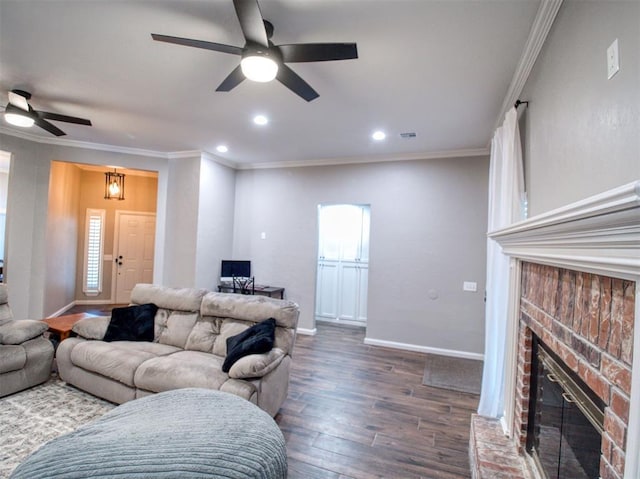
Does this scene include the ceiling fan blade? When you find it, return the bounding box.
[38,111,92,126]
[151,34,243,55]
[278,43,358,63]
[216,65,246,92]
[276,64,319,102]
[8,90,30,111]
[233,0,268,47]
[34,118,66,136]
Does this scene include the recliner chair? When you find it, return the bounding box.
[0,284,54,397]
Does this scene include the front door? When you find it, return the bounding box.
[114,212,156,303]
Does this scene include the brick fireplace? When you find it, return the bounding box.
[516,263,634,478]
[470,182,640,479]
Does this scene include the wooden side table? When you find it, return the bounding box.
[42,312,100,341]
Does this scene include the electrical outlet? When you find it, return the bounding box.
[463,281,477,292]
[607,39,619,80]
[260,232,266,240]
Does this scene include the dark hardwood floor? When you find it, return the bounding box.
[280,322,478,479]
[64,306,479,478]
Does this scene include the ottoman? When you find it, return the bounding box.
[11,388,287,478]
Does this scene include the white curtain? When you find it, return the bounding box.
[478,107,525,418]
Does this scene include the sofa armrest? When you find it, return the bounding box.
[228,348,285,379]
[72,316,111,340]
[0,319,48,345]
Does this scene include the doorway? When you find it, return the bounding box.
[315,204,370,326]
[113,211,156,304]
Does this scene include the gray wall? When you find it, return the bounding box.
[234,156,489,355]
[163,157,200,288]
[520,0,640,216]
[194,155,236,290]
[46,161,81,315]
[0,131,487,355]
[162,155,236,289]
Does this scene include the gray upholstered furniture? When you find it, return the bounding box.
[11,387,287,479]
[0,284,54,398]
[57,284,299,416]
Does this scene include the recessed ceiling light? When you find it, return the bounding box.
[216,145,229,153]
[372,130,386,141]
[253,115,268,126]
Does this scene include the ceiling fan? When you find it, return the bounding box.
[3,89,92,137]
[151,0,358,102]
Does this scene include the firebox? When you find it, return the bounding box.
[526,336,606,479]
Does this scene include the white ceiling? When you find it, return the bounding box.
[0,0,540,167]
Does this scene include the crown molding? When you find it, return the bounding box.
[489,181,640,280]
[0,126,171,159]
[493,0,563,131]
[166,150,203,160]
[235,147,490,170]
[1,126,489,170]
[200,150,240,170]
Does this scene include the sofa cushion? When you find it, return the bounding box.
[156,311,200,348]
[0,320,48,345]
[201,292,299,328]
[134,350,229,393]
[72,316,110,340]
[131,284,207,312]
[0,344,26,373]
[222,318,276,373]
[184,317,221,353]
[70,341,158,387]
[104,304,158,342]
[212,320,250,357]
[0,284,11,326]
[228,348,285,379]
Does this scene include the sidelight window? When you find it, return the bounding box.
[83,208,105,296]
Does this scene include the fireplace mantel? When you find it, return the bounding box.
[485,180,640,479]
[489,181,640,280]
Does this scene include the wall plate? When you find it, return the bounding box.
[607,39,619,80]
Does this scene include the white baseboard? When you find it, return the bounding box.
[364,337,484,361]
[316,317,366,327]
[74,299,114,305]
[47,302,76,318]
[296,327,317,336]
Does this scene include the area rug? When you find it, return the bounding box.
[422,353,483,394]
[0,377,115,478]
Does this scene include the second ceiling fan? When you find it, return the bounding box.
[151,0,358,102]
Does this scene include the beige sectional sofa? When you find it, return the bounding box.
[57,284,299,416]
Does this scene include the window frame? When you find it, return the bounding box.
[83,208,106,296]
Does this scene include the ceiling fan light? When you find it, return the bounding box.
[5,112,34,128]
[241,55,278,82]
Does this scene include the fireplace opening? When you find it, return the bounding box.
[526,336,606,479]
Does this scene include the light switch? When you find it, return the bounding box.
[607,39,619,80]
[260,232,266,240]
[463,281,477,292]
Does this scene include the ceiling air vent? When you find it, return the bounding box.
[400,132,416,139]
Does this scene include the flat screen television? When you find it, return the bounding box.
[220,260,251,281]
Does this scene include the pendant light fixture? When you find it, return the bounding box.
[104,168,125,200]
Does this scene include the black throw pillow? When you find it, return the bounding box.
[103,303,158,342]
[222,318,276,373]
